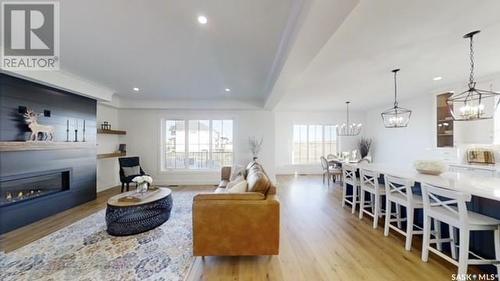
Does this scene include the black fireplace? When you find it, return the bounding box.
[0,169,71,207]
[1,73,97,234]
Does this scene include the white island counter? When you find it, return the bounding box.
[348,163,500,201]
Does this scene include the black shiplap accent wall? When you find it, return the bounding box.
[0,73,97,234]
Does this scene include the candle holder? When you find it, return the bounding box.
[66,120,70,142]
[82,120,86,142]
[74,119,79,142]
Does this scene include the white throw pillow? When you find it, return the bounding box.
[230,165,245,181]
[226,175,244,189]
[123,166,140,177]
[227,180,248,193]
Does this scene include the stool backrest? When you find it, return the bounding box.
[384,174,415,201]
[359,168,379,190]
[421,183,471,223]
[343,164,357,185]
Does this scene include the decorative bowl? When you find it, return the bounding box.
[414,160,447,176]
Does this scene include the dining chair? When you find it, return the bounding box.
[330,163,342,183]
[359,168,385,229]
[421,183,500,276]
[320,156,332,185]
[342,164,360,214]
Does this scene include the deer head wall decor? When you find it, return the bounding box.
[23,108,55,142]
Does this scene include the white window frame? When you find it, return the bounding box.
[160,118,234,171]
[292,124,338,165]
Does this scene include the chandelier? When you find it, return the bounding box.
[381,69,412,128]
[337,101,362,136]
[447,30,500,121]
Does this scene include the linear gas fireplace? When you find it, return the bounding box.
[0,169,71,207]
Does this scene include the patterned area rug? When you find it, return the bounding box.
[0,188,205,281]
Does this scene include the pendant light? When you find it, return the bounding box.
[337,101,362,136]
[447,30,500,121]
[381,69,412,128]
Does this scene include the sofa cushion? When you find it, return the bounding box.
[245,161,258,172]
[214,187,226,193]
[226,175,244,189]
[218,180,229,189]
[227,180,248,193]
[194,192,265,201]
[230,165,246,181]
[246,170,271,194]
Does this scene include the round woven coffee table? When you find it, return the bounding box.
[105,187,173,236]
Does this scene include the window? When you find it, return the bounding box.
[212,120,234,168]
[324,125,337,156]
[188,120,210,169]
[292,124,337,164]
[164,119,233,169]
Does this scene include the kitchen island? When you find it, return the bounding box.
[343,162,500,273]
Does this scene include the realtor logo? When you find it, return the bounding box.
[1,2,59,70]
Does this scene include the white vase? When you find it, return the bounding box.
[136,182,148,194]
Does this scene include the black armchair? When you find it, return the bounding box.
[118,157,147,192]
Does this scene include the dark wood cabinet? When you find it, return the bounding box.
[436,92,454,147]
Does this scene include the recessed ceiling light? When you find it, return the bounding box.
[225,88,231,92]
[133,87,140,92]
[433,76,443,81]
[197,15,208,25]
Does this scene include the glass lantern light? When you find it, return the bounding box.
[447,30,500,121]
[381,69,412,128]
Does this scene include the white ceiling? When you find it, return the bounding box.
[273,0,500,111]
[56,0,295,103]
[8,0,500,111]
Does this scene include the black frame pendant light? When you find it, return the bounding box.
[337,101,362,136]
[381,69,412,128]
[447,30,500,121]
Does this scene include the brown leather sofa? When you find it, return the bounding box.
[192,162,280,256]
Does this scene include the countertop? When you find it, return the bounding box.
[346,162,500,201]
[447,162,499,171]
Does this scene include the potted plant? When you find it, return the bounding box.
[358,137,373,162]
[249,137,263,161]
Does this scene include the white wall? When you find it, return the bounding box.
[117,109,276,185]
[96,104,122,191]
[274,110,365,174]
[364,94,436,169]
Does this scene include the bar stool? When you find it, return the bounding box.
[421,183,500,276]
[384,175,441,251]
[359,168,385,229]
[342,164,360,214]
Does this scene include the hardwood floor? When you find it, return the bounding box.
[187,175,467,281]
[1,176,474,280]
[0,186,122,253]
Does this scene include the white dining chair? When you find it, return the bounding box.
[342,164,360,214]
[320,156,332,185]
[384,175,442,251]
[359,168,385,229]
[421,183,500,276]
